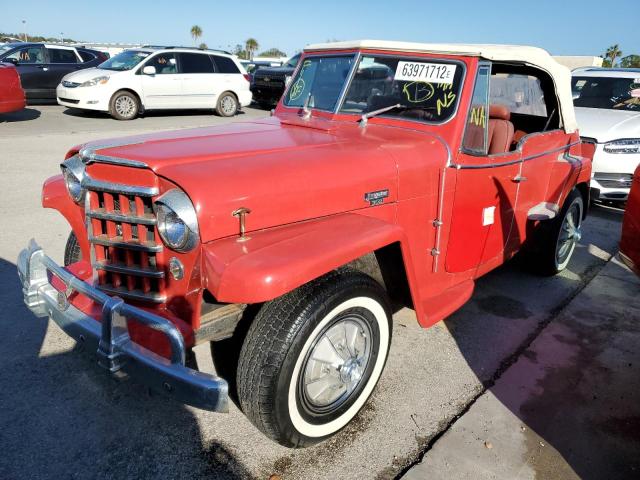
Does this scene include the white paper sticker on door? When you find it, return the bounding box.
[482,206,496,226]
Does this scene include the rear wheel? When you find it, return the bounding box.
[526,190,583,276]
[215,92,238,117]
[64,232,82,266]
[237,269,392,447]
[109,90,139,120]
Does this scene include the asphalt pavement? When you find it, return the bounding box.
[0,105,633,479]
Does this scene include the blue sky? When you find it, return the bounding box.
[2,0,637,57]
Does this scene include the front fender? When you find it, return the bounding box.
[42,174,90,260]
[202,213,412,305]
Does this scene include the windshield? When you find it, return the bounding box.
[284,55,355,111]
[0,44,15,56]
[98,50,151,71]
[340,55,464,123]
[572,76,640,111]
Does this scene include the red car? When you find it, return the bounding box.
[0,62,25,113]
[620,164,640,274]
[18,41,593,447]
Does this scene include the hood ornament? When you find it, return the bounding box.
[232,207,252,242]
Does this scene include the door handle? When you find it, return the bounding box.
[37,66,49,71]
[512,175,527,183]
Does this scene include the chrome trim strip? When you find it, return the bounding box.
[94,261,165,278]
[90,235,163,253]
[96,285,167,303]
[79,141,148,169]
[452,141,580,170]
[86,209,157,226]
[432,135,453,273]
[82,175,158,197]
[16,240,228,412]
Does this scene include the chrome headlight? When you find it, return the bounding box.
[79,76,109,87]
[61,155,86,203]
[154,189,199,252]
[603,139,640,154]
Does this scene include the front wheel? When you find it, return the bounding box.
[109,90,139,120]
[237,269,392,447]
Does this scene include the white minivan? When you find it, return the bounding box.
[56,47,252,120]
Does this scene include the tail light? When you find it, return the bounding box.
[243,74,251,82]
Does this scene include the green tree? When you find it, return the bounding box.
[190,25,203,46]
[198,42,208,50]
[620,54,640,68]
[604,44,623,67]
[258,48,287,57]
[245,38,259,60]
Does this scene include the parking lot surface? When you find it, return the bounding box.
[0,106,628,479]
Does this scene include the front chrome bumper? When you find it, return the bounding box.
[17,239,228,412]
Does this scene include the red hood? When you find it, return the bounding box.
[79,118,400,242]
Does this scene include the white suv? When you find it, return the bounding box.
[572,68,640,202]
[56,47,252,120]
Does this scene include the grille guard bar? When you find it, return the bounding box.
[17,239,228,412]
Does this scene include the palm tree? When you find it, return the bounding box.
[605,44,622,68]
[245,38,259,60]
[190,25,202,46]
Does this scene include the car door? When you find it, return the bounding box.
[44,47,82,94]
[445,63,522,273]
[3,46,46,98]
[177,52,217,107]
[138,53,182,109]
[211,54,242,97]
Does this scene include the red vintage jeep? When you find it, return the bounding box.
[18,41,593,447]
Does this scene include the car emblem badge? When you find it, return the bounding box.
[364,189,389,206]
[263,77,270,82]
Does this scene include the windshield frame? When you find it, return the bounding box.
[280,50,468,126]
[98,49,153,71]
[339,52,467,126]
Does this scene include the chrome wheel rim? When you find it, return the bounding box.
[220,95,236,115]
[556,203,581,268]
[301,314,372,411]
[115,95,136,118]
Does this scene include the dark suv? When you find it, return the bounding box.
[0,43,108,102]
[250,53,301,108]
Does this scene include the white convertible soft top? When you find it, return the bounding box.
[305,40,577,133]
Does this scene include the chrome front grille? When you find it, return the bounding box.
[85,178,166,303]
[594,173,633,189]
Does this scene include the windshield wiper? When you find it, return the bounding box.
[359,103,406,127]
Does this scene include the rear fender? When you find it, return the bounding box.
[42,174,90,260]
[201,213,423,317]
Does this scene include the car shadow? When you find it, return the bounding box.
[0,257,253,479]
[61,107,248,120]
[0,107,41,122]
[434,193,637,479]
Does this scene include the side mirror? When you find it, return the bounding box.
[5,57,19,66]
[142,65,156,75]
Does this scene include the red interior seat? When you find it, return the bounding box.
[488,105,515,154]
